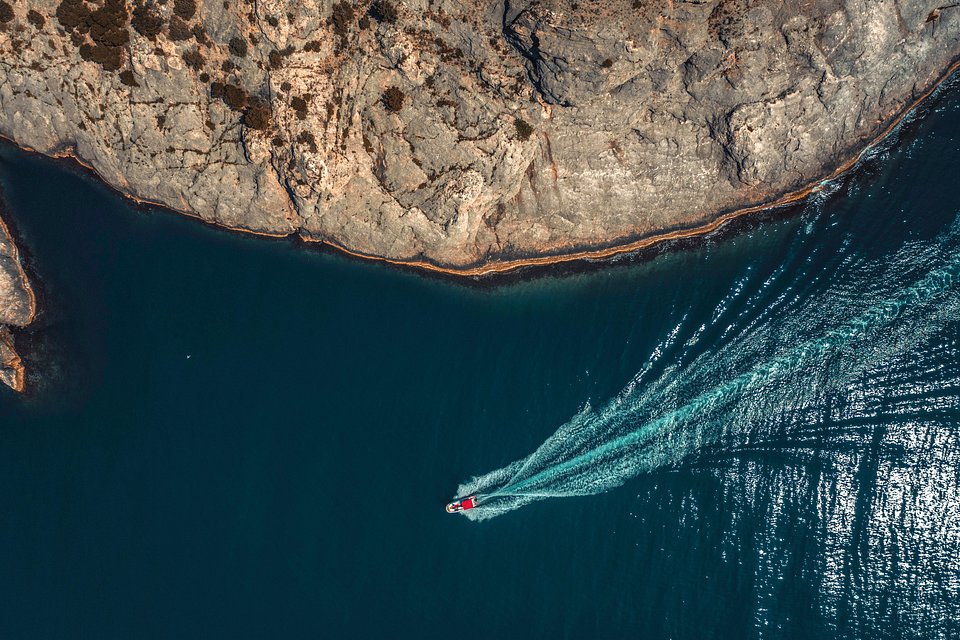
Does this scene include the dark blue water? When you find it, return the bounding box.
[2,80,960,639]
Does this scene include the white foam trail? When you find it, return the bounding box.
[455,215,960,521]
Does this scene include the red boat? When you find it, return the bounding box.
[445,496,478,513]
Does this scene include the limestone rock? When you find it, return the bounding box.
[0,213,33,392]
[0,326,25,392]
[0,215,33,326]
[0,0,957,272]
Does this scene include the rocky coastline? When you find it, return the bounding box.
[0,212,35,391]
[1,0,960,389]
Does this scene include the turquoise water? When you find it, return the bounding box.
[2,80,960,638]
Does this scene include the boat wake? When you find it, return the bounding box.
[456,198,960,521]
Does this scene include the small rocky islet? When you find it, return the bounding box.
[0,0,959,390]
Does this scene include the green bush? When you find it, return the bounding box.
[27,10,46,29]
[168,16,191,41]
[191,24,210,46]
[182,48,205,70]
[173,0,196,20]
[132,3,163,39]
[514,117,534,141]
[79,43,124,71]
[228,35,248,58]
[369,0,397,23]
[291,96,308,119]
[382,86,405,112]
[56,0,92,33]
[119,69,139,86]
[331,1,354,37]
[297,131,317,152]
[223,83,248,111]
[244,103,272,130]
[89,0,128,40]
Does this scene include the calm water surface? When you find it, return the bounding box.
[2,82,960,639]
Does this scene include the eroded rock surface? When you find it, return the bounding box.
[0,213,34,392]
[0,326,25,391]
[0,0,958,271]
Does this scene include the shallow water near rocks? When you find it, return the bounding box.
[2,83,960,638]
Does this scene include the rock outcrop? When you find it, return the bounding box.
[0,326,26,391]
[0,0,958,275]
[0,213,34,392]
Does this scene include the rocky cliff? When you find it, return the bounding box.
[0,0,958,279]
[0,213,34,391]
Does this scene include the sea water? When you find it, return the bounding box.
[1,81,960,638]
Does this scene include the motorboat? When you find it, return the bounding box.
[445,495,478,513]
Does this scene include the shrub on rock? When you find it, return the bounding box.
[79,42,124,71]
[223,83,248,111]
[181,48,205,70]
[228,35,248,58]
[90,22,130,47]
[210,81,252,114]
[514,117,534,141]
[27,10,46,29]
[173,0,196,20]
[87,0,130,50]
[119,69,139,86]
[0,2,13,24]
[168,16,191,41]
[369,0,398,23]
[382,86,404,112]
[90,0,128,36]
[191,24,210,46]
[291,96,308,119]
[244,103,272,130]
[331,1,354,37]
[131,3,162,39]
[56,0,92,33]
[297,131,318,152]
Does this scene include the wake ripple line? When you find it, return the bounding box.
[463,251,960,517]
